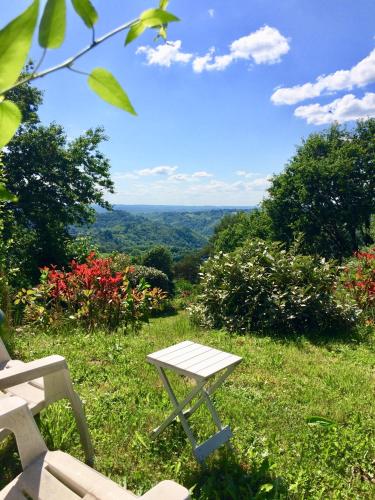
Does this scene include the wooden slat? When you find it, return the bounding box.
[197,355,242,378]
[175,349,225,371]
[160,344,212,365]
[148,341,242,379]
[147,341,193,363]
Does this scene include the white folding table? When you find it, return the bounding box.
[147,340,242,463]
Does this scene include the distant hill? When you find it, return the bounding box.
[95,204,254,214]
[72,211,207,258]
[75,206,255,258]
[143,209,252,238]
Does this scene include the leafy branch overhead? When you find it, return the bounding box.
[0,0,179,152]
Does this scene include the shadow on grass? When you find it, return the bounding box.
[229,322,373,350]
[0,437,21,490]
[150,422,287,499]
[185,451,288,499]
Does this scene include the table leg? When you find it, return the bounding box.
[151,364,236,463]
[183,365,236,420]
[151,367,205,443]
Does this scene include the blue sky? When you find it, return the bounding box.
[3,0,375,205]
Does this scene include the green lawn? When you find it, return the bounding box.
[1,314,374,499]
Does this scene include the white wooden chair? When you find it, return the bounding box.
[0,336,94,465]
[0,397,190,499]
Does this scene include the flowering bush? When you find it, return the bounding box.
[189,239,359,335]
[342,247,375,322]
[14,253,167,331]
[127,265,172,293]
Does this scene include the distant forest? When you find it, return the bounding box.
[72,207,253,258]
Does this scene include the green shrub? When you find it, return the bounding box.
[141,245,174,280]
[189,239,359,334]
[340,246,375,323]
[128,265,173,294]
[173,279,199,310]
[109,252,133,272]
[65,236,98,264]
[14,254,167,331]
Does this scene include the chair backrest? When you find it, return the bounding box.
[0,336,11,363]
[0,396,48,469]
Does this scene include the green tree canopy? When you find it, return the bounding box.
[264,120,375,260]
[3,81,113,283]
[142,245,174,280]
[210,209,274,253]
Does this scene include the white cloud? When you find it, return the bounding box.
[294,92,375,125]
[193,49,233,73]
[272,48,375,105]
[136,40,193,67]
[109,172,271,205]
[230,26,290,65]
[136,165,178,176]
[165,171,214,181]
[208,8,215,18]
[137,26,289,73]
[169,173,190,181]
[235,170,259,178]
[187,176,271,194]
[192,170,213,178]
[192,26,290,73]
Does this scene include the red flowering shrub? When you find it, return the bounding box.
[343,247,375,322]
[14,253,167,330]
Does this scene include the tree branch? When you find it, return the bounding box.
[4,17,139,94]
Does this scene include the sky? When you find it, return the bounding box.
[2,0,375,206]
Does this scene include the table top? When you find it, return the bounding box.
[147,340,242,379]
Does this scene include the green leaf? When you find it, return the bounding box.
[159,0,169,9]
[71,0,98,28]
[140,8,179,24]
[306,416,336,427]
[157,26,167,40]
[125,9,179,45]
[0,0,39,94]
[0,183,17,202]
[0,100,22,149]
[39,0,66,48]
[125,21,147,46]
[259,483,274,493]
[134,431,149,449]
[87,68,136,115]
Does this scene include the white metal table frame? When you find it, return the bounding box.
[147,341,242,463]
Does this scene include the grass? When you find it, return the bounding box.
[1,313,374,499]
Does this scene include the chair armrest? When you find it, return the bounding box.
[0,396,48,468]
[0,394,28,419]
[0,355,67,390]
[140,480,190,500]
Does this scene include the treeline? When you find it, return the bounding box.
[187,120,375,336]
[71,210,208,259]
[1,75,113,291]
[72,208,251,259]
[210,122,375,260]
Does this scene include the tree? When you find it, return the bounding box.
[264,121,375,260]
[174,247,209,283]
[142,246,174,281]
[0,0,179,202]
[211,209,274,253]
[3,82,113,283]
